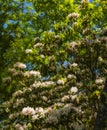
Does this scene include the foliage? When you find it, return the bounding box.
[0,0,107,129]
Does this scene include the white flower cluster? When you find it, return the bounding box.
[24,70,41,78]
[25,49,33,54]
[41,81,56,87]
[69,87,79,102]
[34,42,43,48]
[40,54,45,58]
[67,74,76,80]
[81,0,89,3]
[32,107,45,121]
[70,86,78,94]
[61,95,69,102]
[31,81,41,88]
[14,98,25,108]
[70,94,78,102]
[14,62,26,69]
[35,107,44,115]
[95,78,104,84]
[22,106,35,116]
[31,81,55,89]
[68,12,79,19]
[57,79,65,85]
[69,41,78,48]
[44,107,52,113]
[70,63,78,67]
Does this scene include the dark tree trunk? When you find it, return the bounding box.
[94,78,107,130]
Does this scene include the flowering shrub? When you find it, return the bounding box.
[0,0,107,130]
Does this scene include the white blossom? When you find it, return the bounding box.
[35,107,44,114]
[40,54,45,58]
[68,12,79,19]
[35,107,45,118]
[25,49,32,54]
[34,42,43,48]
[67,74,76,79]
[61,95,69,102]
[14,62,26,69]
[70,86,78,94]
[70,63,78,67]
[69,41,78,48]
[57,79,65,85]
[32,114,39,121]
[42,81,55,87]
[44,107,52,113]
[81,0,89,3]
[29,70,41,77]
[31,81,41,88]
[95,78,104,84]
[24,71,41,78]
[22,106,35,116]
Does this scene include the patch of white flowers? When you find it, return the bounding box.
[25,49,33,54]
[24,70,41,78]
[70,63,78,67]
[69,41,78,48]
[95,78,104,84]
[68,12,79,19]
[22,106,35,116]
[70,86,78,94]
[57,79,65,85]
[14,62,26,69]
[67,74,76,80]
[32,107,45,121]
[34,42,43,48]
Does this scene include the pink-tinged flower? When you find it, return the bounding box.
[22,106,35,116]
